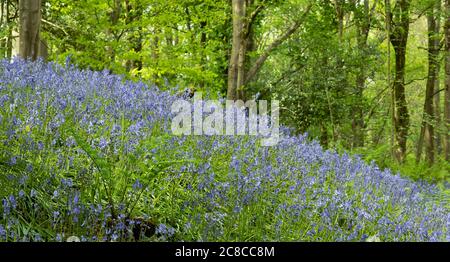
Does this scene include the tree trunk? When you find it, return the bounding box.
[125,0,143,72]
[434,2,442,155]
[445,0,450,161]
[19,0,41,61]
[320,123,329,148]
[227,0,245,101]
[38,38,48,60]
[385,0,395,158]
[389,0,411,163]
[335,0,344,42]
[152,28,160,84]
[38,0,47,60]
[419,9,439,164]
[107,0,121,66]
[236,9,247,101]
[352,0,371,148]
[1,0,4,57]
[6,0,13,59]
[227,2,311,101]
[417,5,439,165]
[434,62,442,155]
[199,20,207,88]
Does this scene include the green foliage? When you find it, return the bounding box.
[43,0,230,93]
[0,0,449,242]
[351,144,450,185]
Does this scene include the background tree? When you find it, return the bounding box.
[416,0,441,165]
[388,0,411,163]
[18,0,41,60]
[445,0,450,161]
[227,0,312,100]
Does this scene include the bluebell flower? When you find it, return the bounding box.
[26,164,33,172]
[61,178,73,188]
[9,156,17,166]
[30,189,37,198]
[8,195,16,209]
[0,225,5,240]
[71,192,80,204]
[37,141,44,150]
[99,137,108,150]
[111,233,119,241]
[65,137,76,147]
[72,206,80,215]
[34,234,42,242]
[156,223,176,238]
[132,179,143,192]
[55,233,63,242]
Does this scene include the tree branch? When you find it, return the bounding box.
[244,4,265,38]
[405,76,427,85]
[41,18,68,36]
[432,88,445,97]
[244,4,312,85]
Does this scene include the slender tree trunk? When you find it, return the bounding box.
[417,5,439,165]
[1,0,4,57]
[236,5,247,101]
[335,0,344,42]
[320,123,329,148]
[385,0,395,158]
[353,69,366,147]
[38,38,47,59]
[6,0,13,59]
[424,10,439,164]
[199,20,207,88]
[445,0,450,161]
[19,0,41,61]
[392,46,410,163]
[136,5,144,71]
[107,0,121,66]
[435,63,442,154]
[38,0,47,60]
[434,2,442,155]
[352,0,370,148]
[417,114,425,162]
[227,0,245,100]
[389,0,411,163]
[0,1,3,29]
[125,0,143,72]
[151,28,160,84]
[334,0,345,144]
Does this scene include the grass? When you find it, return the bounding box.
[0,58,448,242]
